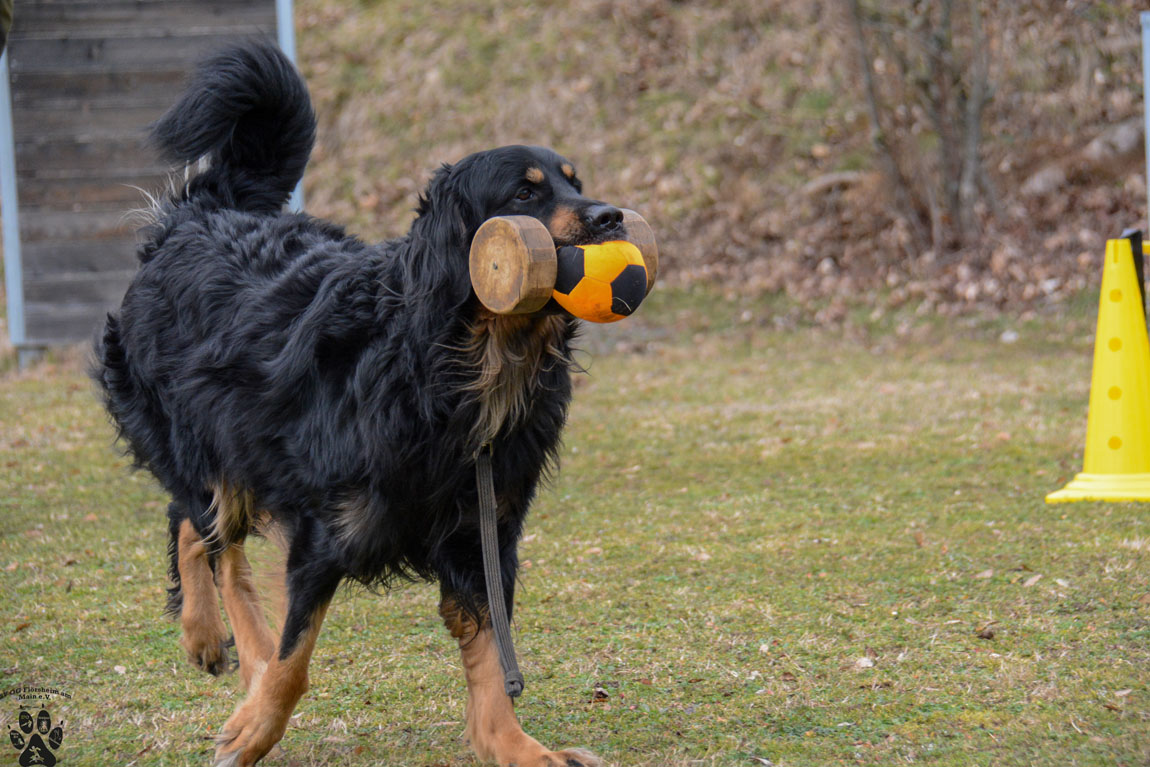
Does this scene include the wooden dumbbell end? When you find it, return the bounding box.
[620,209,658,295]
[469,216,558,314]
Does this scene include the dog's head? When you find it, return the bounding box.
[413,145,624,255]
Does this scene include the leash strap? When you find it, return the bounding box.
[476,445,525,698]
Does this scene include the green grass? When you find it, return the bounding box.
[1,290,1147,766]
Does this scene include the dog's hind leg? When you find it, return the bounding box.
[172,505,231,676]
[214,522,342,767]
[217,542,278,692]
[439,592,602,767]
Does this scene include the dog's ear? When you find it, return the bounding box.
[413,161,483,256]
[406,162,482,307]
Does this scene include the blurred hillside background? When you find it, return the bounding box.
[295,0,1147,324]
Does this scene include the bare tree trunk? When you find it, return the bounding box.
[925,178,944,256]
[844,0,926,252]
[959,0,990,242]
[927,0,963,247]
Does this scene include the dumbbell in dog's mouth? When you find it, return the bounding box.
[469,209,658,323]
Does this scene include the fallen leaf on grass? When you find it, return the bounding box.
[1116,689,1132,697]
[114,665,127,675]
[83,514,98,522]
[1023,574,1042,587]
[13,622,29,633]
[976,625,996,640]
[975,569,994,579]
[1102,702,1121,712]
[854,657,875,669]
[912,531,927,548]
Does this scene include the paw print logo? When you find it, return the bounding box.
[8,710,64,767]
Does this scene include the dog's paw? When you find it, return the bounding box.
[542,747,601,767]
[509,748,601,767]
[9,709,64,767]
[181,630,234,677]
[213,699,289,767]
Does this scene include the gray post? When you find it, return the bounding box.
[1143,13,1150,234]
[276,0,305,213]
[0,48,36,366]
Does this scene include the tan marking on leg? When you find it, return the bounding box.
[525,167,544,184]
[177,519,230,675]
[218,543,277,691]
[440,599,601,767]
[214,603,329,767]
[253,515,289,636]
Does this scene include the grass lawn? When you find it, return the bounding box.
[0,289,1147,766]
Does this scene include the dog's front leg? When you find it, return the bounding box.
[214,540,343,767]
[439,595,601,767]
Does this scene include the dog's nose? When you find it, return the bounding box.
[584,204,624,234]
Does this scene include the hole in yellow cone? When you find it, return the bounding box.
[1109,386,1122,400]
[1109,337,1122,351]
[1109,436,1122,450]
[1110,289,1122,302]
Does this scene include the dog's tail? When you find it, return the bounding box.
[149,40,315,213]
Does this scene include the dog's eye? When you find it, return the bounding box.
[571,178,583,193]
[515,188,535,202]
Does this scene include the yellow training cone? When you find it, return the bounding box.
[1047,232,1150,502]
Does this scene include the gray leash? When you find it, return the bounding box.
[476,445,524,698]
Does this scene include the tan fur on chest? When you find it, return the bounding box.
[465,313,569,448]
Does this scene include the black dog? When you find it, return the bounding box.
[94,41,627,767]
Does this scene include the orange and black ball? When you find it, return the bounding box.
[551,241,648,323]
